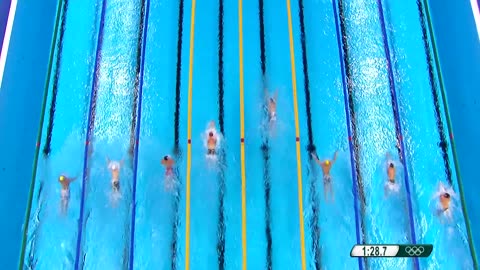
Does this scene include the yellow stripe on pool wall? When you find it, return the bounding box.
[238,0,247,268]
[285,0,307,269]
[185,0,197,268]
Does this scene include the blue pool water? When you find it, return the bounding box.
[17,0,476,269]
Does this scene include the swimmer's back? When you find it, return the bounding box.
[321,163,332,175]
[387,163,395,182]
[207,137,217,149]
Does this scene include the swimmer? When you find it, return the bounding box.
[107,158,123,193]
[384,158,400,196]
[58,174,77,213]
[206,121,218,156]
[264,89,278,122]
[311,151,338,202]
[162,155,176,191]
[161,155,175,177]
[433,182,456,222]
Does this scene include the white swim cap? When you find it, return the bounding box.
[109,161,120,170]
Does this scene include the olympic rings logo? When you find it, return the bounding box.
[405,246,425,256]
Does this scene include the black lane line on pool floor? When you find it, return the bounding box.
[258,0,273,268]
[171,0,185,267]
[125,1,149,268]
[216,0,227,268]
[129,0,147,156]
[416,0,452,186]
[376,2,419,269]
[337,1,368,268]
[74,0,107,268]
[297,0,322,268]
[43,0,69,156]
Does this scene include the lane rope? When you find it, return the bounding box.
[74,0,108,268]
[285,0,307,268]
[184,0,197,267]
[376,1,419,269]
[238,0,247,267]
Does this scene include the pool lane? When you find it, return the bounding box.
[22,0,97,268]
[186,0,222,267]
[221,0,243,268]
[383,0,474,269]
[340,0,416,269]
[298,0,359,268]
[265,0,306,268]
[132,0,182,268]
[241,0,269,267]
[76,0,143,268]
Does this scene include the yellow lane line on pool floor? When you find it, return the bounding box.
[185,0,197,267]
[238,0,247,268]
[286,0,307,269]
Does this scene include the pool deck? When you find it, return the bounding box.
[0,0,17,87]
[0,0,11,51]
[472,0,480,40]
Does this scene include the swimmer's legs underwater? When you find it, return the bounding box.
[112,179,120,193]
[323,175,334,202]
[436,205,454,224]
[60,188,70,214]
[164,173,177,192]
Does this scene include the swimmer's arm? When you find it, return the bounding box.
[68,176,78,184]
[332,151,338,164]
[273,89,278,100]
[310,153,322,165]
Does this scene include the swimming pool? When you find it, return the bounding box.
[10,0,477,269]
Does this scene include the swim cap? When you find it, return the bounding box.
[389,163,394,168]
[59,175,65,182]
[325,160,330,165]
[164,155,169,161]
[443,193,451,199]
[109,162,120,170]
[209,132,214,137]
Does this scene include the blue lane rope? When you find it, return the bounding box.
[332,1,364,269]
[74,0,108,268]
[375,0,420,269]
[128,0,151,268]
